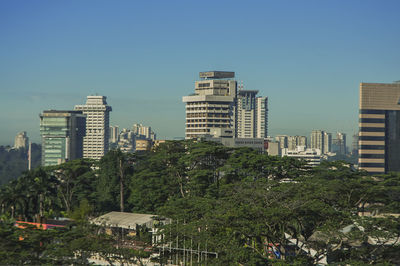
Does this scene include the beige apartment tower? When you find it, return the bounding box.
[183,71,237,139]
[236,90,268,138]
[75,96,112,160]
[359,82,400,174]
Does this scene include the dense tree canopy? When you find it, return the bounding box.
[0,140,399,264]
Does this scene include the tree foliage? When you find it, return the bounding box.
[0,140,399,264]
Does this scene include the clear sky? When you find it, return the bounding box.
[1,0,399,145]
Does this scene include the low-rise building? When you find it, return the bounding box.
[282,146,322,167]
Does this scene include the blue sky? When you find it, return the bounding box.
[1,0,399,145]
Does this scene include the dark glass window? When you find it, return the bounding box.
[365,172,385,175]
[359,127,385,132]
[359,118,385,123]
[360,163,385,167]
[359,154,385,159]
[359,145,385,150]
[385,110,400,172]
[359,136,385,141]
[360,109,386,114]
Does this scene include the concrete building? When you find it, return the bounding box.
[282,146,322,167]
[275,135,288,150]
[202,135,265,153]
[359,82,400,174]
[236,90,268,138]
[287,136,307,151]
[117,128,135,153]
[39,110,86,166]
[310,130,331,154]
[324,132,332,154]
[132,124,156,141]
[256,97,268,139]
[266,141,281,156]
[135,139,152,152]
[14,131,29,149]
[183,71,237,139]
[74,96,112,160]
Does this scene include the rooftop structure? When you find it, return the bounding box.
[92,211,158,229]
[199,71,235,79]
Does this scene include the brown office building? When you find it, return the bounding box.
[359,82,400,174]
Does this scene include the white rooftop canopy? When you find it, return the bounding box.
[92,211,157,229]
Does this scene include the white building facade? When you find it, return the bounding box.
[236,90,268,138]
[183,71,268,140]
[75,96,112,160]
[183,71,237,139]
[282,146,322,167]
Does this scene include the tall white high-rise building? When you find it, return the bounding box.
[183,71,237,139]
[183,71,268,140]
[75,96,112,160]
[109,125,119,143]
[310,130,331,154]
[287,136,307,151]
[310,130,324,153]
[236,90,268,138]
[236,90,257,138]
[275,135,288,149]
[324,132,332,154]
[256,96,268,139]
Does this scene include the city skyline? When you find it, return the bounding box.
[1,1,400,145]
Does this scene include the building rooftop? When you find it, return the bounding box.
[41,110,84,117]
[91,211,160,229]
[238,90,259,96]
[42,110,83,113]
[199,71,235,79]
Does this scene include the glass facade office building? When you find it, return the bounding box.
[359,82,400,174]
[40,110,86,166]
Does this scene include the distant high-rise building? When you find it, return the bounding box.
[118,128,135,153]
[132,124,156,141]
[14,131,29,149]
[109,125,119,143]
[236,90,268,138]
[275,135,288,149]
[256,97,268,138]
[183,71,237,139]
[287,136,307,151]
[310,130,326,154]
[352,133,359,156]
[332,132,347,155]
[359,82,400,174]
[74,96,112,160]
[323,132,332,154]
[182,71,268,140]
[40,110,86,166]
